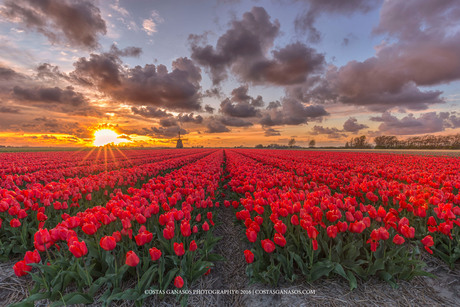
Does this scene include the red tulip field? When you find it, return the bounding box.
[1,148,459,306]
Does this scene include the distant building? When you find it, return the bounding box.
[176,131,183,148]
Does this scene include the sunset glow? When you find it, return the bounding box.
[93,129,130,147]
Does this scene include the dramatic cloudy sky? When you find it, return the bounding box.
[0,0,459,147]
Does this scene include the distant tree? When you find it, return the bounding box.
[255,144,264,148]
[347,135,371,149]
[345,141,349,148]
[309,139,316,148]
[288,138,296,148]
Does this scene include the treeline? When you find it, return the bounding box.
[255,144,302,149]
[345,136,372,149]
[374,134,460,149]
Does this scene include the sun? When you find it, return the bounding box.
[93,129,130,146]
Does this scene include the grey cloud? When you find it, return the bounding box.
[204,105,215,114]
[178,113,203,124]
[302,1,459,112]
[1,0,107,49]
[0,102,20,114]
[191,8,324,86]
[219,85,264,118]
[310,125,346,139]
[245,42,325,85]
[71,53,203,111]
[13,85,86,107]
[148,126,187,138]
[0,66,25,80]
[305,67,444,112]
[220,116,253,127]
[373,0,459,41]
[343,117,368,133]
[206,119,230,133]
[190,7,280,85]
[370,111,459,135]
[293,0,381,43]
[220,98,258,118]
[260,99,328,126]
[109,45,142,57]
[159,117,178,127]
[35,63,68,82]
[264,128,281,136]
[131,106,173,118]
[17,117,91,138]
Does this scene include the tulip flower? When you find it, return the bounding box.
[189,240,197,252]
[273,233,286,247]
[261,239,275,253]
[149,247,162,261]
[393,234,405,245]
[135,231,153,246]
[100,236,117,251]
[174,276,184,288]
[126,251,140,267]
[13,260,31,277]
[173,242,185,256]
[69,240,88,258]
[24,250,41,264]
[244,250,254,263]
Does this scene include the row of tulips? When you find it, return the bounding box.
[238,149,460,266]
[0,149,213,258]
[225,149,459,288]
[0,148,205,189]
[11,149,224,306]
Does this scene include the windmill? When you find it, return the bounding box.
[176,130,183,148]
[174,118,188,148]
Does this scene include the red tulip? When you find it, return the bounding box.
[244,250,254,263]
[180,220,191,237]
[13,260,31,277]
[149,247,162,261]
[100,236,117,251]
[326,225,338,238]
[291,215,299,225]
[69,240,88,258]
[10,218,21,228]
[113,231,122,242]
[273,233,286,247]
[37,212,48,221]
[34,229,53,252]
[82,223,97,235]
[246,228,257,243]
[349,221,366,234]
[421,235,434,254]
[312,239,318,251]
[126,251,140,266]
[163,226,175,240]
[174,276,184,288]
[274,221,287,235]
[135,231,153,246]
[393,234,405,245]
[261,239,275,253]
[24,250,41,264]
[202,221,210,231]
[189,240,197,252]
[421,235,434,247]
[135,214,147,224]
[174,242,185,256]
